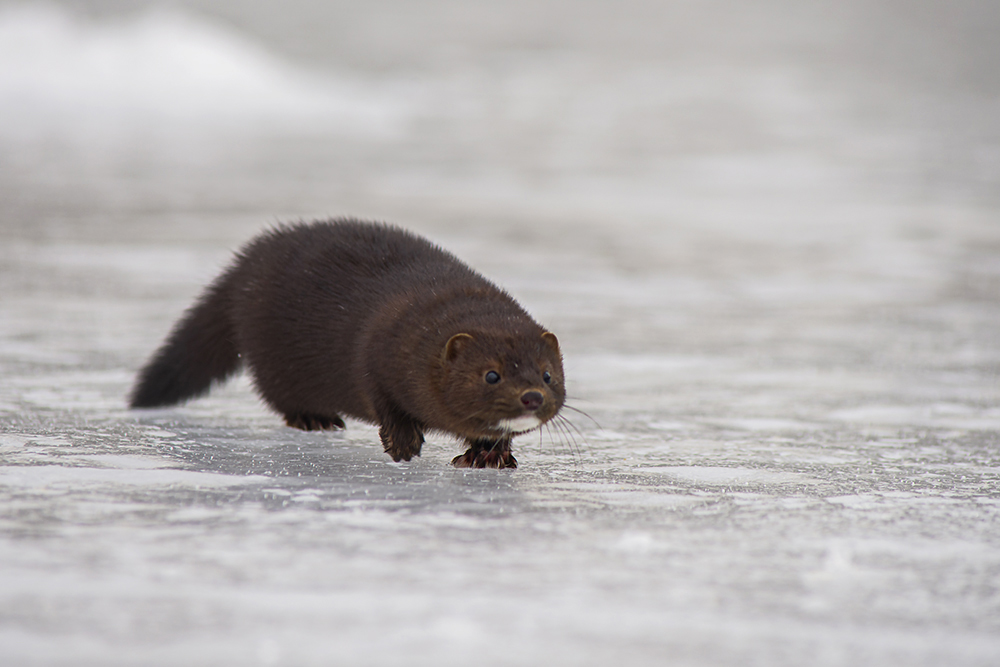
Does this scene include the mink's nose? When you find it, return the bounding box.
[520,391,544,411]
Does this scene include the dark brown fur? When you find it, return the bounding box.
[129,219,565,468]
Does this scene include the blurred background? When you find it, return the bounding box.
[2,0,999,357]
[1,1,999,665]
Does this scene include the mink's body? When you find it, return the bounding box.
[130,219,565,468]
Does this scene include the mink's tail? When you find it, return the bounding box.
[129,270,242,409]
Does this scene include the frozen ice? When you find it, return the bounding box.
[1,2,999,666]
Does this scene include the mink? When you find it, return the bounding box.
[129,219,565,468]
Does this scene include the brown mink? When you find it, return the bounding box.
[129,219,565,469]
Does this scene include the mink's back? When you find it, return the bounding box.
[234,220,495,320]
[228,220,513,421]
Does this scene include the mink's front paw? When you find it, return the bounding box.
[379,420,425,462]
[452,439,517,469]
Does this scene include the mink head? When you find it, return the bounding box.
[436,329,565,439]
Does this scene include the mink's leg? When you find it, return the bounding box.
[377,411,425,462]
[284,412,346,431]
[452,436,517,469]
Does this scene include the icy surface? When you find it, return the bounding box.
[1,2,999,665]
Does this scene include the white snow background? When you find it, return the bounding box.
[1,1,999,665]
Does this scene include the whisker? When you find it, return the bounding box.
[550,414,581,462]
[555,419,574,455]
[555,414,585,461]
[561,403,602,429]
[544,420,564,456]
[557,413,588,444]
[549,422,572,462]
[539,420,566,464]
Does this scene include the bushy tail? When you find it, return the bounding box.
[129,272,241,408]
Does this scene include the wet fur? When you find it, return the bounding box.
[130,219,565,468]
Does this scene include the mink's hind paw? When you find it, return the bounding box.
[285,413,346,431]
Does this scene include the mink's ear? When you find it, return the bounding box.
[442,333,475,363]
[541,331,560,354]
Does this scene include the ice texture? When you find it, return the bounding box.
[1,2,999,666]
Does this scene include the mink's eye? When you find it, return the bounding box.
[542,371,552,384]
[484,370,501,384]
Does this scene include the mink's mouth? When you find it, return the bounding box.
[493,414,543,434]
